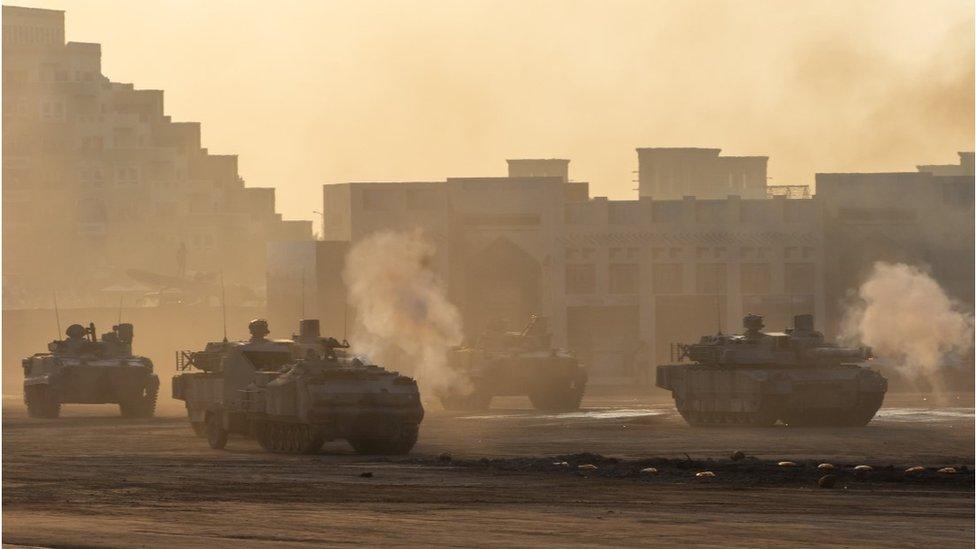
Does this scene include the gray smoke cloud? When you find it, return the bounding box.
[841,262,974,388]
[342,230,468,394]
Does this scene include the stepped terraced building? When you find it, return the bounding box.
[2,6,310,307]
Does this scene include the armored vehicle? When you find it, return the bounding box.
[656,314,887,427]
[172,319,424,454]
[22,323,159,418]
[438,315,587,412]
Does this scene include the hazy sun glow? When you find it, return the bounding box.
[7,0,973,230]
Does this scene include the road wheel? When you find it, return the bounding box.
[206,413,228,449]
[25,386,61,419]
[119,383,158,418]
[348,422,419,455]
[296,425,325,454]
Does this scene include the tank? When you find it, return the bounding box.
[21,323,159,418]
[438,315,587,411]
[656,314,887,427]
[171,319,424,454]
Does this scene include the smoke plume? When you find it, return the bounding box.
[841,262,974,388]
[342,230,467,393]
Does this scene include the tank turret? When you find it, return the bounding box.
[677,313,873,367]
[23,322,158,419]
[439,315,587,412]
[658,314,887,427]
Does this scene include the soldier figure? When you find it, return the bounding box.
[62,324,90,353]
[248,318,270,342]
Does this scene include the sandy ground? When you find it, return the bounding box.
[3,392,974,548]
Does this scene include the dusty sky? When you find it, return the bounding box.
[9,0,974,231]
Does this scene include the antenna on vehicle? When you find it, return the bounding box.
[301,269,306,319]
[343,300,348,341]
[117,295,124,324]
[715,294,722,335]
[53,290,62,339]
[220,272,228,343]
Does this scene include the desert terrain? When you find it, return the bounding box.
[3,392,974,548]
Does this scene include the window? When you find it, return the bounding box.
[609,264,639,294]
[740,263,771,294]
[652,263,683,294]
[566,264,596,294]
[696,263,727,294]
[785,263,815,294]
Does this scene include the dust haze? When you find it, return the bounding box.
[7,0,969,223]
[841,262,975,393]
[342,230,467,393]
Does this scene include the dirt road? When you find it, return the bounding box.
[3,393,974,547]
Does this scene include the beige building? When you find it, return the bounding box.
[277,154,821,385]
[817,152,975,338]
[637,147,769,200]
[2,6,310,307]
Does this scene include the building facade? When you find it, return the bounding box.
[817,152,975,338]
[280,152,821,385]
[637,147,768,200]
[2,6,311,308]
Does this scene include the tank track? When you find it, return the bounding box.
[678,396,883,428]
[255,421,325,454]
[119,382,158,418]
[24,386,61,419]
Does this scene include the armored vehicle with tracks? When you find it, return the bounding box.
[172,319,424,454]
[656,314,887,427]
[22,323,159,418]
[438,315,587,412]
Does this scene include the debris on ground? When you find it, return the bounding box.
[854,465,873,477]
[818,474,837,488]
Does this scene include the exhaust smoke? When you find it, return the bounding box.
[841,262,974,391]
[342,230,468,394]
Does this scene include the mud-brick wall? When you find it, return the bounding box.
[2,306,267,400]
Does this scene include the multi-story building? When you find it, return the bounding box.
[637,147,769,200]
[273,152,821,385]
[817,152,975,338]
[2,6,310,307]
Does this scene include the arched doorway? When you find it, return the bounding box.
[463,238,541,338]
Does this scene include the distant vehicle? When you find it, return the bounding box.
[172,319,424,454]
[656,314,887,427]
[438,315,587,412]
[22,323,159,418]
